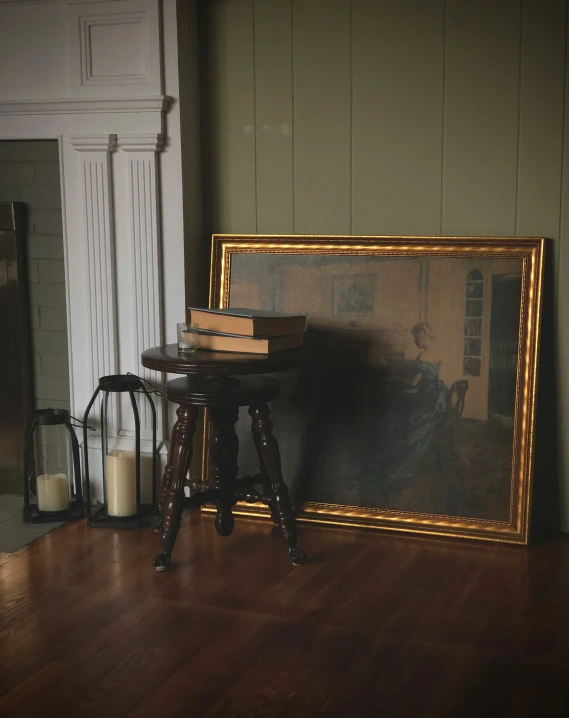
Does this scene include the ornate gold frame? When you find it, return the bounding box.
[202,234,545,544]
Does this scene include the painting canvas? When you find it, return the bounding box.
[204,236,544,543]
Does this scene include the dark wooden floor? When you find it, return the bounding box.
[1,513,568,718]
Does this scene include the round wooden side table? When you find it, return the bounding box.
[141,344,306,570]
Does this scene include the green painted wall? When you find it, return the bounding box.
[207,0,569,531]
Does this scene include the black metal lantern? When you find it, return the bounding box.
[23,408,84,523]
[83,374,158,528]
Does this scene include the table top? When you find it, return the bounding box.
[141,344,303,376]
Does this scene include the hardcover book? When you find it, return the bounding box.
[197,329,304,354]
[189,307,306,337]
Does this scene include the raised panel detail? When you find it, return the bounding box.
[83,14,147,84]
[68,0,161,97]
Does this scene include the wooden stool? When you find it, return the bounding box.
[141,345,306,571]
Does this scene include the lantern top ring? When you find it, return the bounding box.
[35,408,71,426]
[98,374,143,393]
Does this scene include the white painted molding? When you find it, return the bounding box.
[118,132,165,437]
[0,0,191,499]
[117,132,164,151]
[0,2,127,5]
[0,1,68,5]
[68,0,162,97]
[69,133,117,151]
[79,11,149,87]
[71,133,119,423]
[0,96,169,116]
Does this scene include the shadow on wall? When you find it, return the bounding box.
[531,240,560,540]
[291,327,378,505]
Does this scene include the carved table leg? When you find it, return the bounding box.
[150,418,181,532]
[209,405,239,537]
[249,403,307,565]
[251,429,280,527]
[153,403,199,570]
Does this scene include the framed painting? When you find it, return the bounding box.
[202,235,544,544]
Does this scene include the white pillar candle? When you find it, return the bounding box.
[106,450,137,517]
[37,473,69,512]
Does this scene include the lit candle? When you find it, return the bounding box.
[37,473,69,512]
[106,450,136,517]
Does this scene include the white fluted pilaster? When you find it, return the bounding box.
[70,134,118,425]
[118,133,165,437]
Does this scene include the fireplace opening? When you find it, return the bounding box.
[0,141,70,542]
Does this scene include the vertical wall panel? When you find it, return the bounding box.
[292,0,351,234]
[210,0,256,232]
[516,0,566,238]
[515,0,567,534]
[442,0,522,236]
[207,0,569,530]
[352,0,445,235]
[558,7,569,531]
[254,0,294,233]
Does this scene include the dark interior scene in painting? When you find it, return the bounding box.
[488,275,523,422]
[230,253,523,521]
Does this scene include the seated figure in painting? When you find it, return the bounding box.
[358,322,448,501]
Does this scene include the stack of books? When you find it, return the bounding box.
[189,308,306,354]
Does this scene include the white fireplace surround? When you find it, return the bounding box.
[0,0,199,498]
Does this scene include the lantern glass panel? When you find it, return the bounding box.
[32,424,74,512]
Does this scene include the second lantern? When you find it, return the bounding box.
[83,374,158,528]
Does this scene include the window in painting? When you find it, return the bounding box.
[463,269,483,376]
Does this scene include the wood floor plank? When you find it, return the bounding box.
[0,524,142,629]
[124,611,278,718]
[1,512,569,717]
